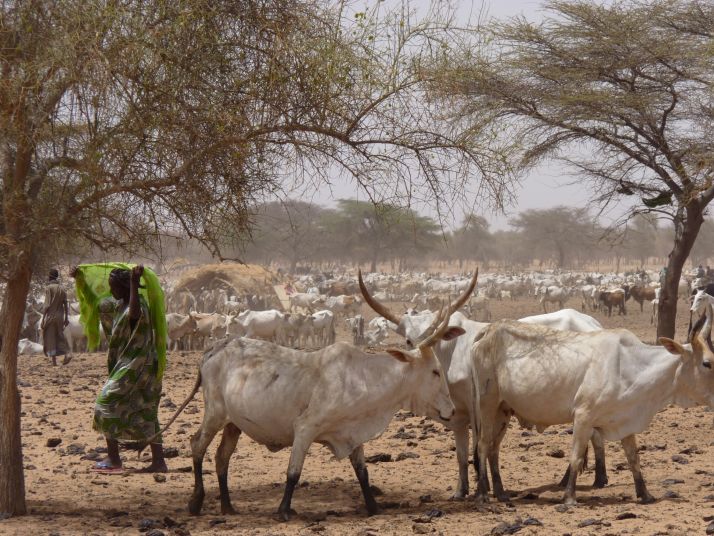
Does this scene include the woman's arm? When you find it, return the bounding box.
[129,265,143,321]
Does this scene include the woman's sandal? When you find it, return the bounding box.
[91,461,124,474]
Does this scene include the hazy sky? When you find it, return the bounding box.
[298,0,606,230]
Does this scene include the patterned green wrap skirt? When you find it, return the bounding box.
[93,297,162,443]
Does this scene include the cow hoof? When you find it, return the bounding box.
[188,491,205,516]
[495,492,511,502]
[639,493,656,504]
[221,504,237,515]
[275,508,297,522]
[473,493,489,505]
[592,477,608,489]
[366,505,380,516]
[563,496,577,507]
[449,493,467,501]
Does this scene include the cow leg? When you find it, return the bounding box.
[189,418,222,515]
[475,404,499,502]
[215,423,241,515]
[349,445,379,515]
[277,432,313,521]
[563,421,593,505]
[451,424,470,499]
[558,430,607,488]
[488,410,510,502]
[472,434,489,493]
[591,429,608,488]
[621,435,654,503]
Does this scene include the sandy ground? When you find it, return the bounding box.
[3,295,714,536]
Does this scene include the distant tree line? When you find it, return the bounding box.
[232,200,714,273]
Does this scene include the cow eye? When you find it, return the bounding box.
[432,370,440,377]
[406,339,413,348]
[703,360,712,369]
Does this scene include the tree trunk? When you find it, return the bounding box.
[0,250,31,516]
[657,204,704,339]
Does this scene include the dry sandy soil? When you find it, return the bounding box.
[3,295,714,536]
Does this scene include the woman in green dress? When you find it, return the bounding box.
[91,265,167,473]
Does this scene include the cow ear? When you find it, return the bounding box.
[659,337,685,356]
[386,349,414,362]
[441,326,466,341]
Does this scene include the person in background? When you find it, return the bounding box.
[41,268,72,366]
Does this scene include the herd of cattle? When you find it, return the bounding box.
[12,265,714,518]
[18,265,709,354]
[39,264,701,519]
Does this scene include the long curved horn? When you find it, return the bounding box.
[446,268,479,316]
[358,269,401,325]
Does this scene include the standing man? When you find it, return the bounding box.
[41,268,72,366]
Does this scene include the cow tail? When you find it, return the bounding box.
[137,367,203,458]
[469,347,482,482]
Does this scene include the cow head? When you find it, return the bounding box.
[660,302,714,408]
[385,307,463,421]
[690,289,711,316]
[359,268,478,350]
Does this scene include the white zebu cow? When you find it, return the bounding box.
[579,284,598,312]
[63,314,87,352]
[360,270,483,499]
[310,310,336,346]
[189,312,228,349]
[167,313,198,351]
[231,309,285,342]
[362,268,609,499]
[518,308,603,332]
[539,285,570,313]
[468,295,491,321]
[322,295,362,317]
[289,293,320,313]
[469,309,714,505]
[278,313,314,348]
[18,338,44,355]
[688,287,714,339]
[691,288,714,318]
[364,323,390,346]
[147,308,461,520]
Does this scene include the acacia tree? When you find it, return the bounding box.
[320,199,439,272]
[510,206,595,268]
[0,0,511,516]
[430,0,714,337]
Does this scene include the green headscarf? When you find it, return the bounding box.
[73,262,167,380]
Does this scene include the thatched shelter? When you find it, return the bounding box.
[172,263,282,296]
